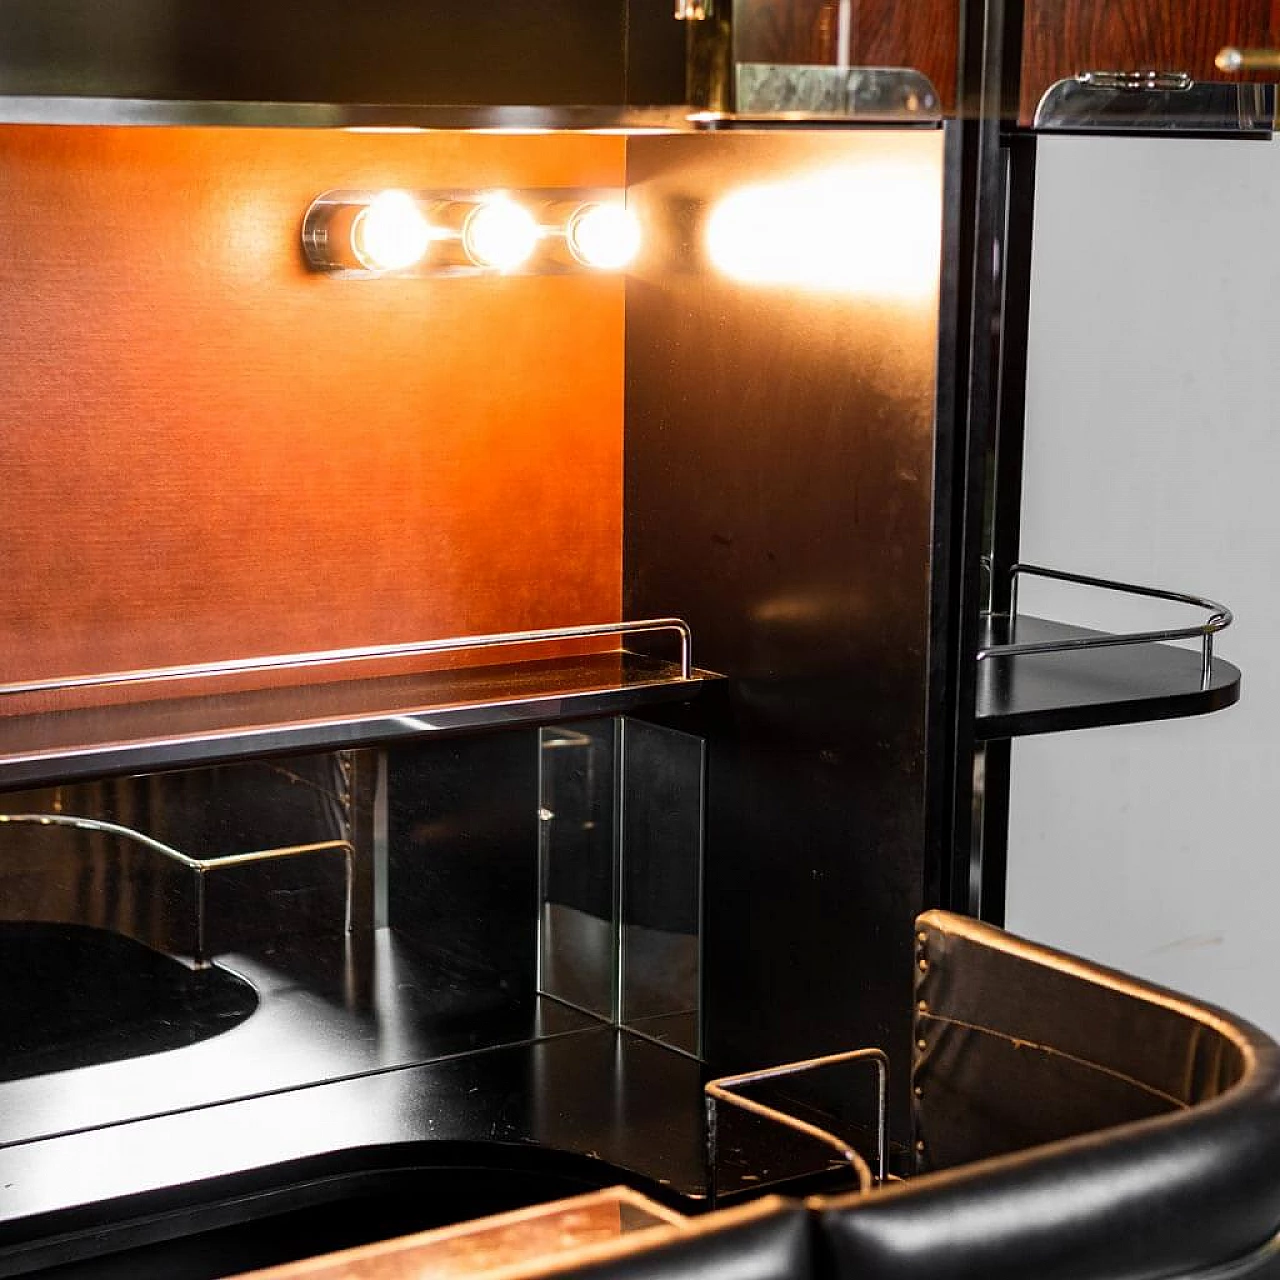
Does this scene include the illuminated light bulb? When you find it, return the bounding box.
[462,198,540,271]
[566,202,642,270]
[705,163,942,301]
[350,191,431,272]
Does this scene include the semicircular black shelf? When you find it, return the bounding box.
[975,615,1241,740]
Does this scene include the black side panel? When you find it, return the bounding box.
[0,1,682,107]
[623,130,945,1146]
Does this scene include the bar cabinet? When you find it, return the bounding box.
[0,2,1274,1277]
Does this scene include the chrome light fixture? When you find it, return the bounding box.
[302,189,641,278]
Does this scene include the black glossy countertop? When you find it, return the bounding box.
[0,1022,730,1270]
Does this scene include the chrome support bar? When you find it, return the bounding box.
[704,1047,888,1208]
[0,618,694,699]
[978,564,1233,692]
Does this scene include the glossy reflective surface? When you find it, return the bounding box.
[0,922,257,1081]
[539,722,619,1021]
[0,754,367,961]
[625,129,944,1144]
[537,718,705,1054]
[0,738,606,1148]
[0,1029,713,1267]
[0,715,713,1164]
[618,720,703,1057]
[0,928,598,1149]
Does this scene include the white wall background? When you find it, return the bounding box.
[1005,134,1280,1033]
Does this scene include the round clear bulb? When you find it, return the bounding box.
[567,203,642,271]
[351,191,431,273]
[462,198,540,271]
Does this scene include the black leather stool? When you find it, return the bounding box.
[814,910,1280,1279]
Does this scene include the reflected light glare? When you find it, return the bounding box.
[351,190,431,272]
[705,164,941,300]
[567,202,642,270]
[462,198,540,271]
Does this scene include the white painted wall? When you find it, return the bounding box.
[1005,134,1280,1033]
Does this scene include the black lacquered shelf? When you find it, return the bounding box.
[975,615,1241,740]
[0,651,714,790]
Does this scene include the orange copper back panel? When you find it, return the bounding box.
[0,126,625,710]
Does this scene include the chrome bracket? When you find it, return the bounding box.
[704,1047,888,1207]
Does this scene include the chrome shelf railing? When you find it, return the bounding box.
[0,618,694,700]
[977,564,1233,692]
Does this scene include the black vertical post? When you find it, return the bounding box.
[989,135,1036,617]
[975,130,1037,927]
[928,0,1026,916]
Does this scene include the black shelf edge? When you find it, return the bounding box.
[975,615,1241,740]
[0,652,716,789]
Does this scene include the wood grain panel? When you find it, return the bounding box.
[0,127,626,712]
[733,0,958,113]
[1021,0,1280,122]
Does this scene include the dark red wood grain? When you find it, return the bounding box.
[734,0,959,113]
[1021,0,1280,122]
[0,127,626,712]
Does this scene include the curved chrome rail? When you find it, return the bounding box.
[977,564,1233,691]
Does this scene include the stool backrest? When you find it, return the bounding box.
[815,910,1280,1280]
